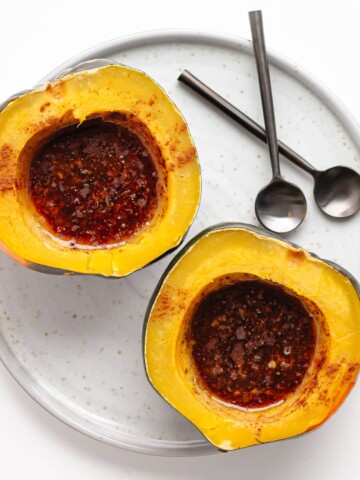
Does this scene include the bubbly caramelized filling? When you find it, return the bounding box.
[28,118,160,247]
[187,278,316,409]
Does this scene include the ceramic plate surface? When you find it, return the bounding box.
[0,30,359,456]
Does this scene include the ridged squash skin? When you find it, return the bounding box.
[0,65,200,276]
[144,223,360,451]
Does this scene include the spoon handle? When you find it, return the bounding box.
[178,70,316,176]
[249,10,281,179]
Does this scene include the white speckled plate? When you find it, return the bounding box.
[0,30,359,456]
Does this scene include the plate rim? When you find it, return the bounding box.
[39,28,360,151]
[1,28,359,457]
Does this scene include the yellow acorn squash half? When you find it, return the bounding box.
[0,63,200,276]
[144,223,360,451]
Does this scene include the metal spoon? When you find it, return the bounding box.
[178,78,360,220]
[178,71,360,220]
[248,10,307,233]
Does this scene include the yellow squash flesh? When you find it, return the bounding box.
[144,224,360,451]
[0,65,200,276]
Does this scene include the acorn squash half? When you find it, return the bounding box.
[0,63,200,276]
[144,223,360,451]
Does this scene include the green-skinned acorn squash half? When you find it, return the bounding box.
[144,223,360,451]
[0,64,200,276]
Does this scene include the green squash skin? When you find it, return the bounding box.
[142,222,360,451]
[0,60,201,279]
[1,223,193,279]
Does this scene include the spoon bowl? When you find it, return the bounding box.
[256,179,307,233]
[313,166,360,217]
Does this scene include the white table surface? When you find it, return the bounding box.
[1,0,360,478]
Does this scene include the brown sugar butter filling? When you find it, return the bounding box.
[187,278,317,409]
[28,117,163,247]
